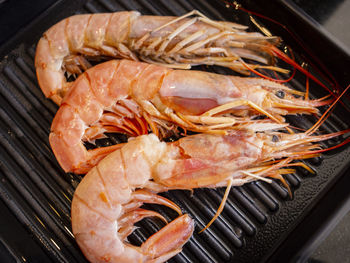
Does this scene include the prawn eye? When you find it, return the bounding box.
[276,90,285,99]
[272,135,279,142]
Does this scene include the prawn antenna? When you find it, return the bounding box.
[306,84,350,135]
[295,129,350,156]
[199,178,233,233]
[225,0,341,93]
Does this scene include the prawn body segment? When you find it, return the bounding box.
[50,59,327,174]
[35,10,284,103]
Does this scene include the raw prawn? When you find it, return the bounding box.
[49,59,330,174]
[72,124,349,262]
[35,10,287,104]
[71,134,194,263]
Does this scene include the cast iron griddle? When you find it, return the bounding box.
[0,0,349,262]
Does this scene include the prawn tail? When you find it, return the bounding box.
[141,214,194,263]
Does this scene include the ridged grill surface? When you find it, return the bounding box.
[0,0,349,262]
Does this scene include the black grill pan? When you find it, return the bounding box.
[0,0,349,262]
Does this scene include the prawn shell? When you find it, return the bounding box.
[132,64,169,101]
[63,76,103,124]
[108,60,148,100]
[155,133,264,188]
[72,198,126,262]
[66,14,91,52]
[44,19,69,59]
[49,133,87,173]
[35,38,64,98]
[105,11,140,45]
[50,104,87,172]
[159,70,242,115]
[97,149,132,205]
[74,166,123,221]
[51,104,85,146]
[85,14,111,49]
[86,60,120,107]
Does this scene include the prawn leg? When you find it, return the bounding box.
[135,11,245,67]
[118,209,168,241]
[63,55,92,75]
[131,189,182,215]
[134,10,205,50]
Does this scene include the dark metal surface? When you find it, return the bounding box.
[0,0,56,46]
[0,0,349,262]
[291,0,350,48]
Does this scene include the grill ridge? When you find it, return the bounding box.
[4,67,54,124]
[0,106,73,197]
[207,189,256,236]
[0,81,50,141]
[0,152,78,262]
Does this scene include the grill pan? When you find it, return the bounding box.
[0,0,350,262]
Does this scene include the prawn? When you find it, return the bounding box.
[49,59,330,174]
[35,10,287,104]
[71,134,194,263]
[72,122,349,262]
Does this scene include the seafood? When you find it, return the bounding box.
[49,59,329,174]
[71,134,195,263]
[72,125,348,262]
[35,10,287,104]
